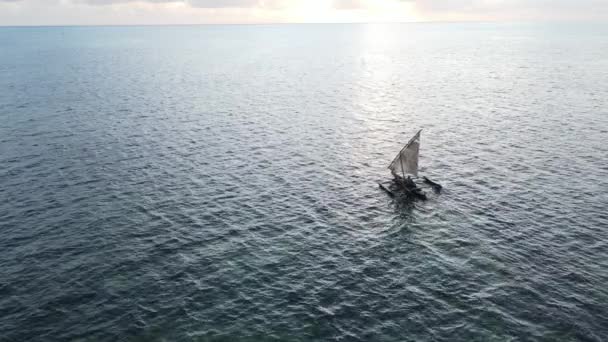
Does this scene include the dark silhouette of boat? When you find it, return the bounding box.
[378,130,441,201]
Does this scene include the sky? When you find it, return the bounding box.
[0,0,607,26]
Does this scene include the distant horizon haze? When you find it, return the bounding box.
[1,0,607,26]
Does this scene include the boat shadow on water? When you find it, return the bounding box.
[379,177,441,202]
[378,179,444,232]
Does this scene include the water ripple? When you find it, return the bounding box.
[1,23,608,341]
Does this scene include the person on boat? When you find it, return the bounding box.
[405,175,417,189]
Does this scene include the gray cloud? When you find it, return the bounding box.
[3,0,283,8]
[411,0,608,14]
[73,0,259,7]
[187,0,287,8]
[4,0,608,12]
[2,0,607,23]
[77,0,292,8]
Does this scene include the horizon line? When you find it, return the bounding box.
[0,19,595,28]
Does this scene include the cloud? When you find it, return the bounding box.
[74,0,364,9]
[187,0,287,9]
[1,0,607,25]
[10,0,288,8]
[4,0,608,12]
[332,0,366,10]
[408,0,608,20]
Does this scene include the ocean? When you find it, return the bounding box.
[1,23,607,341]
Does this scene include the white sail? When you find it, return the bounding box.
[388,130,420,177]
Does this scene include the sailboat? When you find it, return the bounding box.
[378,129,442,200]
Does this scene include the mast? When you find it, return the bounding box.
[399,152,406,180]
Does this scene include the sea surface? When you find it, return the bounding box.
[1,23,607,341]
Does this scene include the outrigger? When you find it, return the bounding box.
[378,130,441,201]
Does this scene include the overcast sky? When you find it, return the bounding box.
[1,0,607,25]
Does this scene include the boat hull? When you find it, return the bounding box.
[379,179,428,201]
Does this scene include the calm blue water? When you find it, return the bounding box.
[1,23,608,341]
